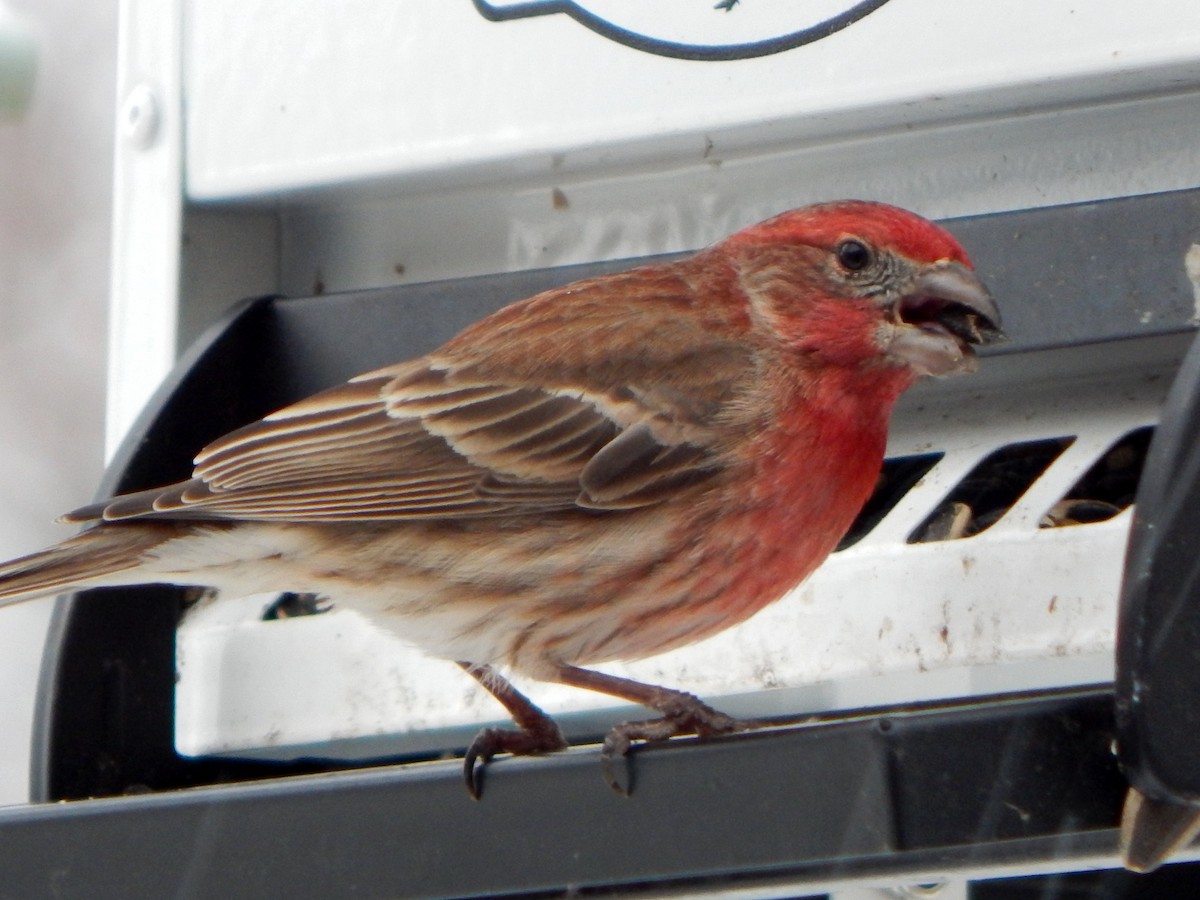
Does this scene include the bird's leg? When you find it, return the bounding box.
[458,662,567,799]
[555,664,751,794]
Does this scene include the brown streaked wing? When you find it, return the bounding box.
[64,360,724,524]
[577,424,717,509]
[63,261,757,525]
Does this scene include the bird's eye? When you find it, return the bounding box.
[836,239,873,272]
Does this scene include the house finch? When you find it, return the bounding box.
[0,200,1002,796]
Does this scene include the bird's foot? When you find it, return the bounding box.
[458,661,571,798]
[463,716,568,799]
[600,692,747,794]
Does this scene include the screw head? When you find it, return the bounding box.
[121,85,161,150]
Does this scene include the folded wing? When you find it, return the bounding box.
[67,266,753,525]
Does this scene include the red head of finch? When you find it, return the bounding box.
[0,200,1002,792]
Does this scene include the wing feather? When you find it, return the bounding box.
[65,265,757,525]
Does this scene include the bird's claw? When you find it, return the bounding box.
[599,694,749,796]
[462,721,568,799]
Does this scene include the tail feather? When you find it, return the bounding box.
[0,525,165,608]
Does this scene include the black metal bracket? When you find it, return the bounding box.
[5,688,1137,899]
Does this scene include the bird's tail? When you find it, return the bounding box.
[0,524,166,608]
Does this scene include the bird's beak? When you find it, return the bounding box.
[887,261,1005,377]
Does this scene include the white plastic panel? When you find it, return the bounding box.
[275,88,1200,295]
[107,0,183,453]
[182,0,1200,200]
[175,333,1184,760]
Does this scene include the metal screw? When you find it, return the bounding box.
[121,85,161,150]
